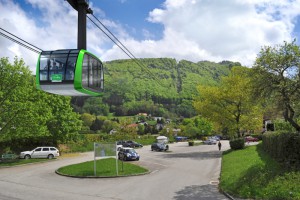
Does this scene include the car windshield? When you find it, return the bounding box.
[125,149,136,153]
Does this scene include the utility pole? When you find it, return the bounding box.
[67,0,93,50]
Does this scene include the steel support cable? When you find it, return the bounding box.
[0,27,43,53]
[87,15,163,85]
[0,32,41,54]
[87,16,135,61]
[91,14,138,64]
[90,14,160,83]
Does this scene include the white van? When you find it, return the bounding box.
[156,136,168,143]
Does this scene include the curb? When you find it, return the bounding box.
[222,190,236,200]
[0,158,57,169]
[55,169,151,178]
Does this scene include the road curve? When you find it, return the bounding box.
[0,141,230,200]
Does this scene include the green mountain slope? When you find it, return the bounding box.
[90,58,240,117]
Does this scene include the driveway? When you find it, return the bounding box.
[0,141,230,200]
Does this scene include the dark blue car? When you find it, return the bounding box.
[118,147,140,161]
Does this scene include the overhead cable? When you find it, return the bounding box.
[0,27,42,54]
[87,15,163,85]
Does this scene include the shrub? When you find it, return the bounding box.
[262,131,300,169]
[188,141,194,146]
[229,138,245,150]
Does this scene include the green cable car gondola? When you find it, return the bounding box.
[36,49,104,96]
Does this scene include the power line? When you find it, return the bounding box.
[0,27,42,54]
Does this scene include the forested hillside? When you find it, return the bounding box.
[72,58,240,118]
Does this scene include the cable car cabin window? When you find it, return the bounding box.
[39,56,50,81]
[39,50,79,82]
[49,53,68,82]
[66,55,77,80]
[93,60,101,88]
[81,54,103,92]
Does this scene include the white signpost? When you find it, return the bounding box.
[94,142,118,176]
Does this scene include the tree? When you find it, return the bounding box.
[81,113,96,128]
[252,40,300,131]
[82,97,109,116]
[193,66,263,137]
[181,116,212,138]
[45,94,82,143]
[90,117,104,131]
[137,124,145,135]
[101,120,119,133]
[176,99,197,117]
[0,57,82,146]
[0,57,50,141]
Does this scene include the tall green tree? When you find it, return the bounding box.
[181,116,212,138]
[45,94,82,143]
[0,57,50,141]
[252,40,300,131]
[0,57,81,145]
[193,66,263,137]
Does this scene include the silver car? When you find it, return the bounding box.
[203,139,217,145]
[20,147,60,159]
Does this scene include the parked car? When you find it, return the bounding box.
[210,136,220,141]
[116,141,123,151]
[122,140,143,148]
[151,143,169,151]
[118,147,140,161]
[203,139,217,145]
[245,136,259,142]
[20,147,60,159]
[174,136,188,142]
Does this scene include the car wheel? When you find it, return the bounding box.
[48,154,54,159]
[136,158,139,161]
[24,154,31,159]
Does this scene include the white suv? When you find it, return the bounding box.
[20,147,60,159]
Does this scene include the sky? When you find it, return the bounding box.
[1,0,300,74]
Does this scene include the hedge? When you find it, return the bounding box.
[229,138,245,150]
[262,131,300,169]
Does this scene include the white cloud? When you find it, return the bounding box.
[1,0,300,73]
[143,0,298,66]
[0,0,118,72]
[105,0,300,66]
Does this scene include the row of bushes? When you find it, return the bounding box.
[262,131,300,169]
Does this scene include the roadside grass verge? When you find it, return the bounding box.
[220,143,300,199]
[57,158,148,177]
[0,158,52,167]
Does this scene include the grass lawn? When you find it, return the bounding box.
[57,158,148,177]
[220,143,300,200]
[0,158,53,167]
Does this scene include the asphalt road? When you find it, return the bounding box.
[0,141,230,200]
